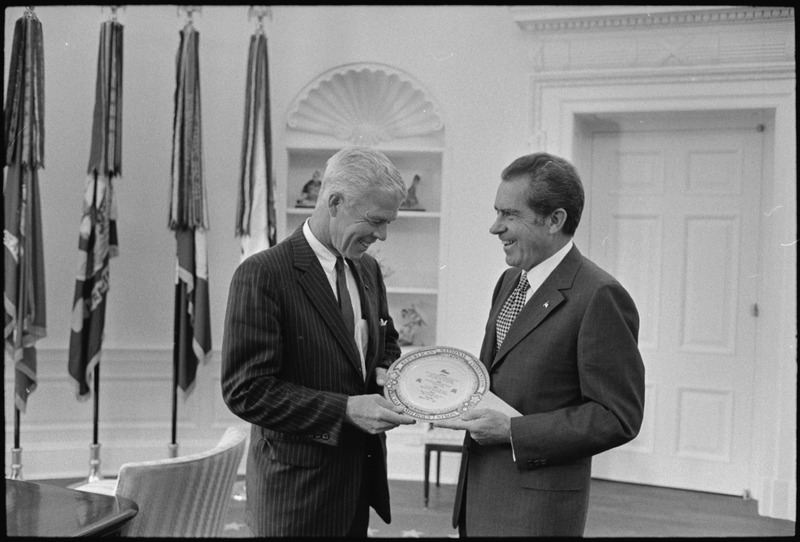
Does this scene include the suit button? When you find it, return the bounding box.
[527,460,535,467]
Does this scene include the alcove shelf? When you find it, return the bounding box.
[283,62,446,349]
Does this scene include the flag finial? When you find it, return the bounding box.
[249,6,272,35]
[178,5,202,29]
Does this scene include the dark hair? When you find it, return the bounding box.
[500,152,584,235]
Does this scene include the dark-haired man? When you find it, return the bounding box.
[451,152,645,537]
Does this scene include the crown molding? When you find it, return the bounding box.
[510,6,795,73]
[510,6,795,33]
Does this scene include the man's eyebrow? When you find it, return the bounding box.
[495,206,519,215]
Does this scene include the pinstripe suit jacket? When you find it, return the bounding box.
[453,245,645,536]
[221,227,401,536]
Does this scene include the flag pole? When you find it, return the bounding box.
[73,174,107,486]
[11,264,26,480]
[6,8,47,482]
[11,409,23,480]
[170,296,179,458]
[169,6,211,459]
[10,180,31,481]
[86,174,104,483]
[87,366,103,482]
[68,11,123,484]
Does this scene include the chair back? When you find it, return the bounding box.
[114,425,247,537]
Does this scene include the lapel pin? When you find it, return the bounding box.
[543,301,550,308]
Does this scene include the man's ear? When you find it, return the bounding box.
[328,193,342,217]
[548,208,567,233]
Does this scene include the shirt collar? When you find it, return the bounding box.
[525,239,573,291]
[303,219,338,274]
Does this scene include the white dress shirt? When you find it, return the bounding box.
[524,240,574,303]
[303,220,367,378]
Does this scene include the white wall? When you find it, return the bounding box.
[4,5,527,481]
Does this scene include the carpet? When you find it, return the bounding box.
[221,479,459,538]
[30,476,796,538]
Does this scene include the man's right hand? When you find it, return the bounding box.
[345,394,416,434]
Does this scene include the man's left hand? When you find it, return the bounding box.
[455,408,511,446]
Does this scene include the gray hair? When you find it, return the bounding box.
[317,146,407,209]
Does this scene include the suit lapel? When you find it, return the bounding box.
[490,246,583,370]
[482,271,518,361]
[290,230,363,374]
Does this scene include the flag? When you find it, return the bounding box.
[68,19,123,399]
[169,24,211,394]
[174,229,211,392]
[4,12,46,413]
[236,29,276,260]
[67,173,119,398]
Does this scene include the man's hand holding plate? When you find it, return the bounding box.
[346,393,416,434]
[443,407,511,446]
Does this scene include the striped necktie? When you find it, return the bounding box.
[335,257,355,340]
[495,271,529,351]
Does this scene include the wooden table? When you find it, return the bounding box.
[5,478,138,537]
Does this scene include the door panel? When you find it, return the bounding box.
[587,114,762,496]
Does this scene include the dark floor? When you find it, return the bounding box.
[398,477,796,538]
[27,475,796,538]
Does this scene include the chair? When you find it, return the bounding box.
[422,424,464,507]
[75,426,248,537]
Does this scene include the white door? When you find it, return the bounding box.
[586,111,764,496]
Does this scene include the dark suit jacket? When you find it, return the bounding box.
[221,227,401,536]
[453,245,645,537]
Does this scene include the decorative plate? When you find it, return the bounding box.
[384,346,489,421]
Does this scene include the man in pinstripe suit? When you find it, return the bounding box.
[222,146,416,537]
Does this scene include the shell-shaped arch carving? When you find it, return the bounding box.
[287,63,444,145]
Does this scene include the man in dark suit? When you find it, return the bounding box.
[450,152,645,537]
[221,146,416,537]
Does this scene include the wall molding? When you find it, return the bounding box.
[5,347,435,482]
[511,6,795,74]
[4,346,242,479]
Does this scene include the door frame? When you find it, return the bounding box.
[531,71,795,520]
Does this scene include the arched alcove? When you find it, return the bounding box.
[286,62,444,146]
